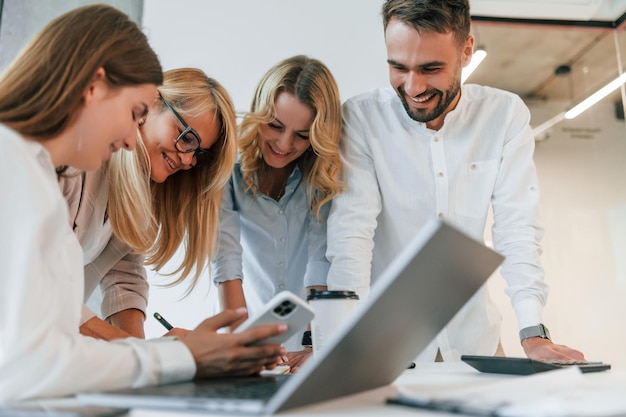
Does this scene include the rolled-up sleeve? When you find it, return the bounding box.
[212,177,244,286]
[99,250,149,320]
[491,96,548,329]
[83,234,149,321]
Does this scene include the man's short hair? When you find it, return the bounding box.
[382,0,471,46]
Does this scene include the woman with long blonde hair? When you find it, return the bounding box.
[212,55,343,369]
[60,67,238,339]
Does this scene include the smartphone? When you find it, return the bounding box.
[234,291,315,346]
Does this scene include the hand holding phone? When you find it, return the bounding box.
[234,291,314,346]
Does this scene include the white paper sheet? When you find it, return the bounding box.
[395,367,626,417]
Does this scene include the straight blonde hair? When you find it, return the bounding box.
[107,68,237,291]
[0,4,162,138]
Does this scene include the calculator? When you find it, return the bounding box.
[461,355,611,375]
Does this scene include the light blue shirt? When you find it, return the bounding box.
[212,160,330,318]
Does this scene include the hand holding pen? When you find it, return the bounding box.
[153,312,173,330]
[153,312,189,338]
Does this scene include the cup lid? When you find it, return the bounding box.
[307,289,359,301]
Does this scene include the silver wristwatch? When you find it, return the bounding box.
[519,323,551,343]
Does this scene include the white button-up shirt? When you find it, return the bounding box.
[326,85,548,361]
[0,125,195,401]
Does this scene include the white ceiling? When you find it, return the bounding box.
[470,0,626,21]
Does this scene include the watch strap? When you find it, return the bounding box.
[519,323,551,343]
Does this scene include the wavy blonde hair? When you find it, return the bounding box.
[238,55,343,217]
[107,68,237,290]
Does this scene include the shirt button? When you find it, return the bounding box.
[279,262,285,267]
[471,163,477,170]
[280,237,286,242]
[278,284,285,289]
[278,210,284,215]
[437,172,444,178]
[438,212,444,219]
[434,137,439,142]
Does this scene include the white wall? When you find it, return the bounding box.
[142,1,626,369]
[0,0,143,72]
[488,99,626,366]
[142,0,391,338]
[504,100,626,366]
[142,0,388,113]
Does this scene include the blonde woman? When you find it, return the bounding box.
[60,67,239,340]
[212,55,343,369]
[0,5,285,401]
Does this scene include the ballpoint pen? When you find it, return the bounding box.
[153,312,173,331]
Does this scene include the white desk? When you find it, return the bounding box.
[126,362,626,417]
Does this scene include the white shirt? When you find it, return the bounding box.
[326,85,548,361]
[0,125,195,401]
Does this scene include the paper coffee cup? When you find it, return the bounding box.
[307,290,359,354]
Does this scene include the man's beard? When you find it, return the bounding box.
[396,77,461,124]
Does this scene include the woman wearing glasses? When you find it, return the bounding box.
[0,5,284,401]
[212,55,343,370]
[60,67,237,339]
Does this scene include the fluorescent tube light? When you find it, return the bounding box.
[462,48,487,84]
[564,72,626,119]
[532,111,566,139]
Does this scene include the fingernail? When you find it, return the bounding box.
[278,324,288,332]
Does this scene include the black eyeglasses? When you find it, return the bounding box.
[160,95,212,167]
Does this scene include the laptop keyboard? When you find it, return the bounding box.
[188,375,291,401]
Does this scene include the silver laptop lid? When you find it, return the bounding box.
[267,220,503,413]
[78,220,502,415]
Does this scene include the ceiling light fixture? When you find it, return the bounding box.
[564,72,626,119]
[532,111,565,139]
[462,47,487,84]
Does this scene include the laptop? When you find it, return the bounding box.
[78,220,503,415]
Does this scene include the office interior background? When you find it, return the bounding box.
[1,0,625,367]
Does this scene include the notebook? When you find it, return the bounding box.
[78,220,504,415]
